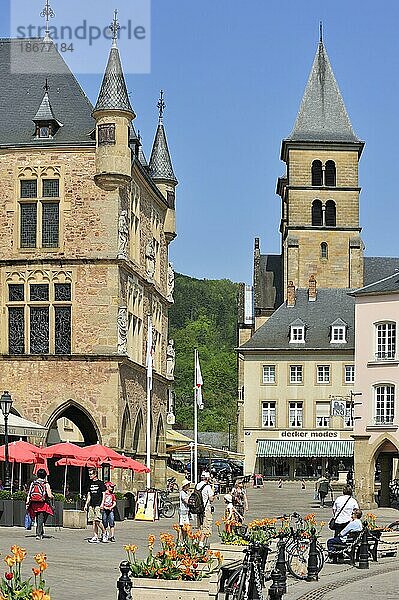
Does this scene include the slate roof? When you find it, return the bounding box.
[352,271,399,296]
[94,46,133,114]
[240,288,355,351]
[33,91,61,125]
[0,39,94,146]
[149,121,177,183]
[363,257,399,286]
[287,41,360,143]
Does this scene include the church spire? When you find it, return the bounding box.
[287,38,360,143]
[149,91,177,183]
[93,11,134,116]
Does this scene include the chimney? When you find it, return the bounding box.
[308,275,317,301]
[287,281,295,307]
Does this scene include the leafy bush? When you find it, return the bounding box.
[12,491,27,501]
[52,493,65,502]
[115,492,125,500]
[0,490,12,500]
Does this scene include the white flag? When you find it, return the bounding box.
[146,317,153,391]
[195,350,204,409]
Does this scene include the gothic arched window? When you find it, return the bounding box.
[325,160,336,186]
[312,199,323,226]
[320,242,328,259]
[311,160,323,186]
[325,200,336,226]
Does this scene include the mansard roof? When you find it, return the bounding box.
[0,39,94,146]
[94,46,134,115]
[286,41,360,144]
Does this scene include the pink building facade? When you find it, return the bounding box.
[352,273,399,508]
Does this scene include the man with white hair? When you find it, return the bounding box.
[195,471,214,547]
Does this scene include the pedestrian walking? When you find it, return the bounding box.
[84,467,106,543]
[178,478,191,540]
[224,493,243,524]
[330,485,359,537]
[316,475,330,507]
[231,479,248,520]
[26,468,54,541]
[194,471,214,548]
[101,481,117,543]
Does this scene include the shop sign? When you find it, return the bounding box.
[279,430,341,440]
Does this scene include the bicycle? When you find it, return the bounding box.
[224,536,269,600]
[166,477,179,494]
[157,489,176,518]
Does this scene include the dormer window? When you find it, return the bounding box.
[330,319,347,343]
[290,320,305,343]
[39,126,50,138]
[33,83,63,141]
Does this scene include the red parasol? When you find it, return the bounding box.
[117,456,150,473]
[0,442,37,463]
[38,442,87,459]
[55,457,97,468]
[80,443,125,463]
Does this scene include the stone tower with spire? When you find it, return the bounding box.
[277,37,365,298]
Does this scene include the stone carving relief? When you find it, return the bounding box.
[167,262,175,303]
[118,210,129,259]
[117,306,128,355]
[146,239,156,280]
[166,339,175,378]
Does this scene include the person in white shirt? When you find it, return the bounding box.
[195,471,214,547]
[327,508,363,560]
[178,479,191,539]
[331,486,359,536]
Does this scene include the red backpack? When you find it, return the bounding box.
[29,481,46,502]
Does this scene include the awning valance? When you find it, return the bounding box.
[257,439,353,458]
[0,414,47,439]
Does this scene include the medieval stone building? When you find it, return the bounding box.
[0,31,177,487]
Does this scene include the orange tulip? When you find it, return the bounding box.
[32,590,51,600]
[32,567,41,576]
[4,555,15,568]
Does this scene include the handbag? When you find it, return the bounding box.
[328,495,351,530]
[24,512,32,530]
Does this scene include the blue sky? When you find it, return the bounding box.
[2,1,399,282]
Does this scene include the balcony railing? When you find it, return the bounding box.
[375,352,396,361]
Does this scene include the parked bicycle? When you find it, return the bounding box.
[224,535,269,600]
[157,489,176,518]
[166,477,179,494]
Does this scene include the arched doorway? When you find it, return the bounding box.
[45,401,100,494]
[373,438,399,507]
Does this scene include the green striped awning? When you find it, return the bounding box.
[256,439,353,458]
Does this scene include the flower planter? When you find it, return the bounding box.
[13,500,28,527]
[0,499,14,527]
[378,530,399,557]
[210,542,246,563]
[115,498,126,521]
[131,573,219,600]
[46,501,64,528]
[63,509,87,529]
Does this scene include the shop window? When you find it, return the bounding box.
[262,402,276,427]
[262,365,276,384]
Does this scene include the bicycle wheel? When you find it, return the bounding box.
[387,521,399,530]
[162,500,176,518]
[286,539,324,580]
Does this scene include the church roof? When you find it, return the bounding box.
[0,39,94,146]
[351,271,399,296]
[94,46,133,114]
[287,41,360,143]
[363,257,399,285]
[149,121,177,183]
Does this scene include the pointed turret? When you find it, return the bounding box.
[33,80,62,138]
[93,11,135,191]
[149,91,177,242]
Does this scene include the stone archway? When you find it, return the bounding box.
[372,436,399,507]
[45,400,100,446]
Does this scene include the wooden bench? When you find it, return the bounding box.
[330,529,380,564]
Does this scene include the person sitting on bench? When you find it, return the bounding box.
[327,509,363,561]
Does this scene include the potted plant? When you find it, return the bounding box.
[0,490,13,527]
[46,493,64,528]
[1,545,51,599]
[12,490,28,527]
[115,491,126,521]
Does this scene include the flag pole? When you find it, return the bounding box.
[146,316,152,489]
[194,349,198,484]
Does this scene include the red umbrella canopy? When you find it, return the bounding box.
[39,441,88,459]
[0,442,37,463]
[118,456,150,473]
[12,440,42,454]
[80,443,125,463]
[55,457,97,468]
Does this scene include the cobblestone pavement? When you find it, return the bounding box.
[0,481,398,599]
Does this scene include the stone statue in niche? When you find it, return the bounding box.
[146,239,156,280]
[167,262,175,302]
[166,339,175,378]
[117,306,128,354]
[118,210,129,259]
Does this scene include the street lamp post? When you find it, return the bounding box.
[0,391,13,491]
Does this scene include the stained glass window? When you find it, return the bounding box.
[55,306,71,354]
[8,307,25,354]
[54,283,71,301]
[20,203,37,248]
[42,203,59,247]
[30,306,49,354]
[8,284,24,301]
[30,284,49,301]
[20,180,37,198]
[42,179,59,197]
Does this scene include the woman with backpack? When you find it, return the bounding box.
[26,469,54,540]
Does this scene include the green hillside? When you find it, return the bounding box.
[169,273,238,432]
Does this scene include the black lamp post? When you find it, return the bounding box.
[0,391,13,491]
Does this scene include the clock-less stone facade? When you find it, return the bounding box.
[0,34,178,488]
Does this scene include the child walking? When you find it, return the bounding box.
[101,481,117,542]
